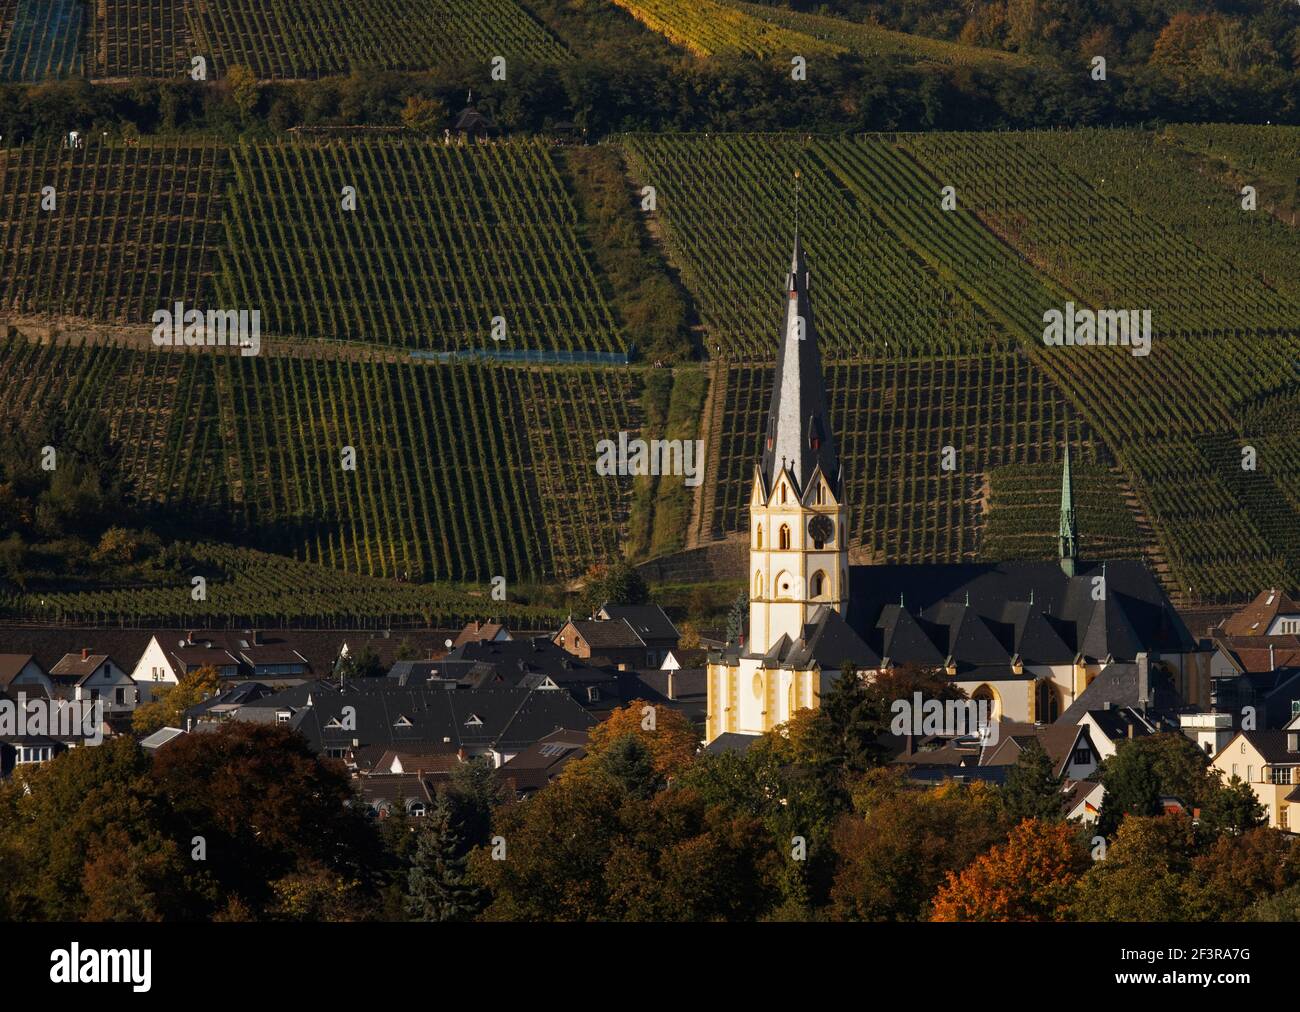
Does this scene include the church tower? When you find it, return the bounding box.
[747,230,849,654]
[1058,442,1079,577]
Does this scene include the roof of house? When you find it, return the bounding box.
[1221,589,1300,637]
[1230,730,1300,766]
[0,654,38,690]
[598,604,679,643]
[499,728,589,793]
[357,774,436,807]
[288,683,596,754]
[1215,637,1300,674]
[1058,659,1183,725]
[48,653,115,682]
[567,619,644,651]
[452,621,508,648]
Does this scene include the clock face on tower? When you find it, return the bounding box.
[808,514,834,547]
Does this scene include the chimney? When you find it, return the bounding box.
[1136,652,1149,710]
[666,668,675,700]
[904,733,914,757]
[1271,643,1277,671]
[1127,722,1134,740]
[187,630,196,645]
[81,647,89,661]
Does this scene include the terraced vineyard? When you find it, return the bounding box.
[702,354,1092,564]
[608,0,836,58]
[622,133,999,359]
[980,462,1147,563]
[831,131,1300,599]
[219,138,623,351]
[1,545,566,628]
[634,131,1300,600]
[0,0,84,81]
[0,139,228,323]
[0,336,641,583]
[723,1,1031,68]
[187,0,570,78]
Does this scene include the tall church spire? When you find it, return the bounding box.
[759,219,839,499]
[1059,442,1078,576]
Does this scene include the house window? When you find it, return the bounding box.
[1283,805,1291,830]
[587,687,600,703]
[1271,767,1294,785]
[1073,747,1092,766]
[276,712,291,724]
[409,802,427,817]
[115,687,127,705]
[778,525,790,550]
[1247,765,1254,782]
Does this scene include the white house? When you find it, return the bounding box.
[48,651,138,716]
[0,654,54,698]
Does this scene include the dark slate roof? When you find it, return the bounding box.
[449,637,620,703]
[903,765,1009,786]
[499,728,589,793]
[290,684,595,754]
[1237,730,1300,765]
[1058,659,1183,725]
[598,604,679,643]
[703,732,759,756]
[184,681,276,721]
[782,607,880,670]
[759,233,840,500]
[846,559,1194,669]
[453,105,493,132]
[568,619,643,650]
[386,659,474,684]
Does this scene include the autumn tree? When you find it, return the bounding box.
[150,722,383,919]
[1070,813,1202,921]
[931,818,1088,922]
[584,700,699,780]
[132,664,222,736]
[831,772,1008,921]
[468,763,781,921]
[400,94,446,134]
[1188,826,1300,921]
[225,64,260,119]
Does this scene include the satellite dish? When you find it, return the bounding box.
[445,639,453,649]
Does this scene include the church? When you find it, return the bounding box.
[704,234,1208,744]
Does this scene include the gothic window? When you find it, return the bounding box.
[780,485,787,504]
[810,570,826,597]
[1035,680,1060,723]
[754,571,763,597]
[779,524,791,550]
[971,684,998,721]
[775,571,793,598]
[755,525,763,550]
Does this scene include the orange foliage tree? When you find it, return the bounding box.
[930,818,1088,921]
[583,700,700,779]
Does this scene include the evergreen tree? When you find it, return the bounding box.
[1097,742,1162,836]
[406,795,479,922]
[725,591,748,646]
[1002,739,1064,823]
[1199,773,1267,838]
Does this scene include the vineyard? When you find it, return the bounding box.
[0,139,228,323]
[0,335,641,583]
[88,0,191,78]
[187,0,570,79]
[607,0,837,58]
[700,353,1094,565]
[621,133,999,360]
[0,545,567,628]
[218,138,624,352]
[723,1,1032,68]
[0,0,83,81]
[630,131,1300,600]
[979,462,1147,564]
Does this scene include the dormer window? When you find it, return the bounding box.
[465,714,483,727]
[393,715,413,727]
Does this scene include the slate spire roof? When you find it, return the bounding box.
[1059,442,1078,576]
[759,229,840,499]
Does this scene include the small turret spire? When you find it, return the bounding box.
[1059,441,1079,576]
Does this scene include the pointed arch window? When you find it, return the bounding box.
[778,524,791,550]
[1035,680,1060,723]
[810,571,826,598]
[754,571,763,598]
[780,485,787,505]
[755,525,763,550]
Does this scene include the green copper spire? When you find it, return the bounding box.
[1059,442,1078,576]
